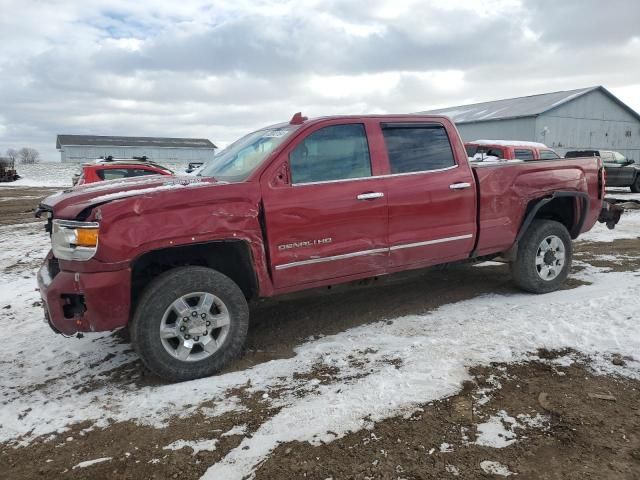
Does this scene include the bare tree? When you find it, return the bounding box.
[5,148,18,162]
[18,147,40,164]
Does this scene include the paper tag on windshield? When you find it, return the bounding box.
[263,130,288,138]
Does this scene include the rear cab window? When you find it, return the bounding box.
[381,124,456,173]
[468,145,504,161]
[289,124,372,184]
[600,151,615,162]
[97,168,162,180]
[514,149,534,161]
[539,150,560,160]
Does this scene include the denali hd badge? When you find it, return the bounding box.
[278,238,332,250]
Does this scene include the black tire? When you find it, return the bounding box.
[131,266,249,382]
[631,175,640,193]
[510,219,573,294]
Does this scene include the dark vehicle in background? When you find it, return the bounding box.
[565,150,640,192]
[465,140,561,162]
[0,157,20,182]
[72,157,174,186]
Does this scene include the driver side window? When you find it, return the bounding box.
[289,124,372,184]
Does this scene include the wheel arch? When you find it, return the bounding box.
[131,240,259,307]
[517,191,590,242]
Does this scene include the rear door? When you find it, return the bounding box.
[378,122,477,268]
[261,121,389,289]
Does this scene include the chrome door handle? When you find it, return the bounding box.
[357,192,385,200]
[449,182,472,190]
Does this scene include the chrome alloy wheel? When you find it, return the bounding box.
[159,292,231,362]
[535,235,566,281]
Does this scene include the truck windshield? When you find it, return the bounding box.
[199,126,297,182]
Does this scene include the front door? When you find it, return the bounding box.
[261,122,389,289]
[378,122,477,267]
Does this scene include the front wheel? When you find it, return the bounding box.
[631,175,640,193]
[510,220,573,294]
[131,266,249,382]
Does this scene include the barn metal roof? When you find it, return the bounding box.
[56,134,217,149]
[419,86,640,124]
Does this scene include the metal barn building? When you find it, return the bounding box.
[421,86,640,159]
[56,135,217,163]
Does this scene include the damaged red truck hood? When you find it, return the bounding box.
[41,176,223,219]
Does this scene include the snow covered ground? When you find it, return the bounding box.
[579,208,640,242]
[0,207,639,479]
[0,161,194,188]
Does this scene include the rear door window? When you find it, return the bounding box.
[514,149,534,161]
[289,124,372,184]
[381,124,456,173]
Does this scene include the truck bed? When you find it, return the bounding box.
[470,157,602,256]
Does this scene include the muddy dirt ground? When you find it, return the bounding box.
[1,187,639,479]
[0,186,59,225]
[2,358,639,480]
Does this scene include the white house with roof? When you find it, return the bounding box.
[420,86,640,160]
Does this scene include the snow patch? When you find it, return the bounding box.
[480,460,515,476]
[72,457,112,469]
[578,210,640,242]
[163,438,218,455]
[474,410,550,448]
[475,411,517,448]
[222,424,248,437]
[440,442,454,453]
[446,464,460,476]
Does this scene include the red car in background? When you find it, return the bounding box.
[73,157,174,186]
[465,140,560,162]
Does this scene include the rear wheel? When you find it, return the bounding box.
[631,174,640,193]
[131,266,249,382]
[510,220,572,294]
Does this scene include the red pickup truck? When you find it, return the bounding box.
[465,140,560,161]
[36,114,612,381]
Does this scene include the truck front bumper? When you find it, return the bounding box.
[37,253,131,335]
[598,200,624,230]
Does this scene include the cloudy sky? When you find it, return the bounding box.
[1,0,639,161]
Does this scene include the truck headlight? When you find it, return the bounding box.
[51,219,100,261]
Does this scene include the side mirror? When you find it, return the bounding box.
[627,158,635,165]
